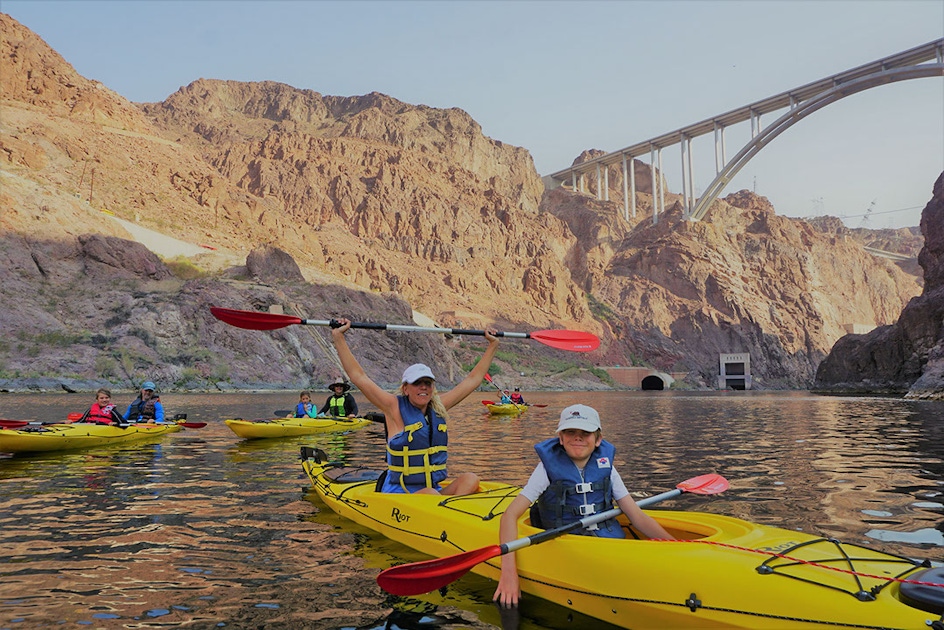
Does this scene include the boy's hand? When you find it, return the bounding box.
[492,564,520,608]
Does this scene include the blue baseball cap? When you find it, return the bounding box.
[141,381,156,391]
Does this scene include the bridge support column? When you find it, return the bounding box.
[621,154,630,221]
[681,134,695,220]
[603,163,609,201]
[650,145,665,225]
[713,123,726,175]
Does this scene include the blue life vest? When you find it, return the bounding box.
[384,396,448,492]
[295,402,315,418]
[533,437,624,538]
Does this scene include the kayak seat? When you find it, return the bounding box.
[374,470,387,492]
[899,566,944,614]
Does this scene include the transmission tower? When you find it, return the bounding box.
[859,200,876,228]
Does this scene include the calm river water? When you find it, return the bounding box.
[0,391,942,629]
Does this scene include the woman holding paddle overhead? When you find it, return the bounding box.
[330,317,500,496]
[493,404,674,608]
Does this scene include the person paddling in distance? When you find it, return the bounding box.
[510,387,526,405]
[493,404,675,608]
[77,388,126,425]
[318,379,359,418]
[123,381,166,424]
[294,391,317,418]
[330,317,500,496]
[500,390,513,404]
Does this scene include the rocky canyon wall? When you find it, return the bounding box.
[0,13,926,392]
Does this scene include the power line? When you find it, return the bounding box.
[840,205,923,219]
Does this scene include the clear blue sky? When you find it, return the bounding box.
[4,0,942,229]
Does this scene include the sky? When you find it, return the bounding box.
[4,0,943,229]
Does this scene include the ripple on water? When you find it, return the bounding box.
[0,391,940,630]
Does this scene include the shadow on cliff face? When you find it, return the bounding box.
[814,171,944,398]
[0,234,605,395]
[0,233,459,393]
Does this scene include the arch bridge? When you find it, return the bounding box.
[547,39,944,224]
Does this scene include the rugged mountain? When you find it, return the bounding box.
[0,13,928,392]
[544,185,920,386]
[815,172,944,398]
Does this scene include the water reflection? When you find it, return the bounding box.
[0,391,941,629]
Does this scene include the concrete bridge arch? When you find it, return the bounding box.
[548,39,944,225]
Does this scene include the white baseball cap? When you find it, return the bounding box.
[402,363,436,384]
[557,404,601,432]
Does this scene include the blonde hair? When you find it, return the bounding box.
[397,383,448,420]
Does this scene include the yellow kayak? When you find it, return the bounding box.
[301,449,943,629]
[224,415,372,439]
[485,403,526,415]
[0,422,182,453]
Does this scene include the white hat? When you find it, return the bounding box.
[402,363,436,384]
[557,404,601,433]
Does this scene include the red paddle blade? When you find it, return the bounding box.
[210,307,302,331]
[377,545,502,596]
[178,422,207,428]
[677,473,729,495]
[0,420,30,429]
[530,330,600,352]
[481,400,495,406]
[484,374,495,383]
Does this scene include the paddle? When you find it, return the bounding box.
[376,473,729,596]
[210,307,600,353]
[0,420,32,429]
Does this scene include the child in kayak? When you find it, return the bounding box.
[123,381,166,423]
[78,389,126,425]
[493,404,675,608]
[318,380,359,417]
[330,317,499,496]
[295,391,317,418]
[510,388,526,405]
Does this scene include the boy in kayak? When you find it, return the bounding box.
[77,388,126,425]
[330,317,499,496]
[493,404,675,608]
[318,380,359,417]
[123,381,166,423]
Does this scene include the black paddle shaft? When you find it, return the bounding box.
[326,319,528,339]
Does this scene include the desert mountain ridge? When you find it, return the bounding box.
[0,13,934,394]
